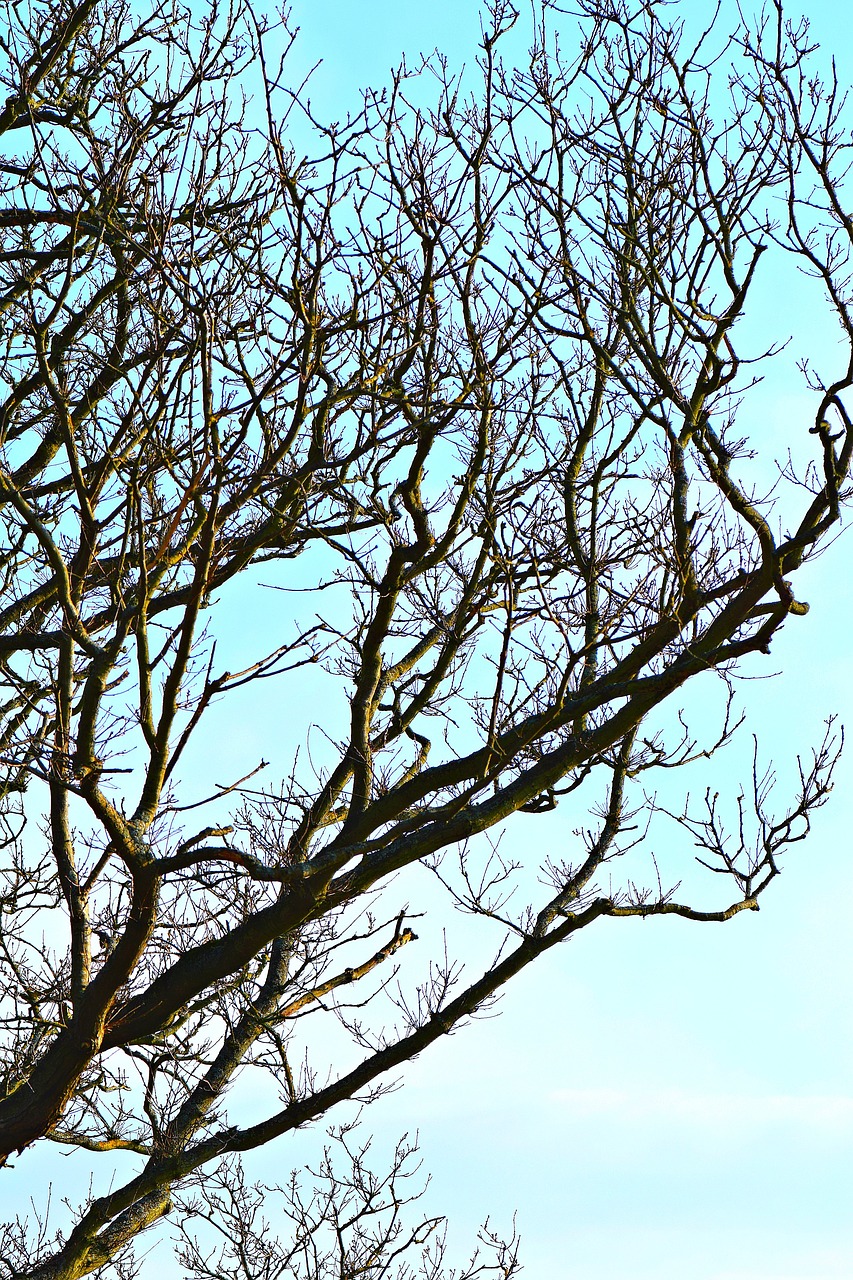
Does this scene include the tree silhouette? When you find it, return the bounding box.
[0,0,849,1275]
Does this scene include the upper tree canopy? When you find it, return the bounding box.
[0,0,849,1275]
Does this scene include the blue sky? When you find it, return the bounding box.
[227,3,853,1278]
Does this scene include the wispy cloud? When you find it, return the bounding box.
[548,1087,853,1131]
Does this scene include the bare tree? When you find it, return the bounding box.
[0,0,850,1274]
